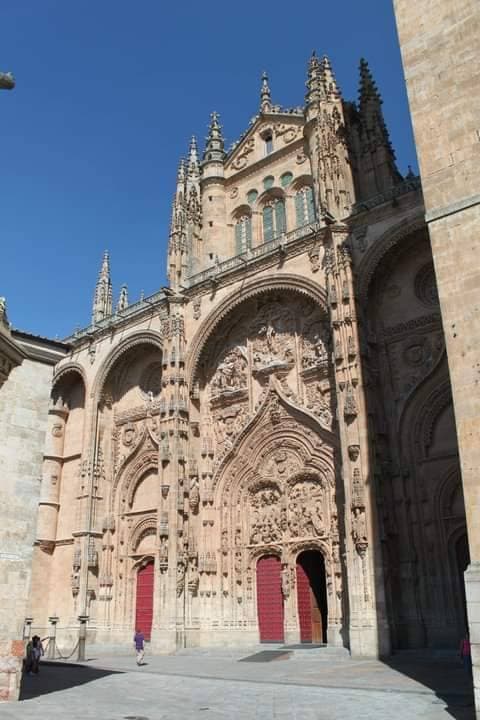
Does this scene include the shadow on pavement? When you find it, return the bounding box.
[382,654,475,720]
[19,662,124,701]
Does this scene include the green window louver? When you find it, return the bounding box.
[235,221,243,254]
[247,189,258,205]
[263,205,274,242]
[306,186,315,222]
[245,216,252,248]
[275,200,286,236]
[235,216,252,254]
[281,172,293,188]
[295,186,316,227]
[295,190,304,227]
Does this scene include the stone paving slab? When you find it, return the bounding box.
[0,650,473,720]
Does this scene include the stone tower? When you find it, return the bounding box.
[394,0,480,713]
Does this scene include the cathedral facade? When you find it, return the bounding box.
[29,55,467,656]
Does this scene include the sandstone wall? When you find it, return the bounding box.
[0,357,53,700]
[394,0,480,712]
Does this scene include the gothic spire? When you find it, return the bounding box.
[91,250,113,325]
[203,111,225,163]
[260,71,272,113]
[187,135,200,180]
[358,58,393,150]
[358,58,382,114]
[177,157,186,186]
[116,284,129,313]
[305,51,322,106]
[320,55,341,100]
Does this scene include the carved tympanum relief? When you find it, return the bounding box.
[200,293,333,465]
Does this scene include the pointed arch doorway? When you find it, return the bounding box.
[135,560,154,640]
[256,555,284,642]
[296,550,328,644]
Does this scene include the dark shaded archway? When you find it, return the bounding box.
[296,550,328,644]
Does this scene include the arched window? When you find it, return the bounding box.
[235,215,252,254]
[295,186,316,227]
[264,132,273,156]
[263,175,274,191]
[280,172,293,188]
[263,198,286,242]
[247,189,258,205]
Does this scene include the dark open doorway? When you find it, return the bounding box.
[296,550,328,644]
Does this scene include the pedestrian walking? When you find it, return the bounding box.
[460,633,472,673]
[133,629,145,666]
[25,635,44,675]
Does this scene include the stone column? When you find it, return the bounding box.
[393,0,480,712]
[36,401,68,544]
[151,309,187,653]
[326,227,390,657]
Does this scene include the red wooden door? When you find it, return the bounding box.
[256,556,284,642]
[297,553,325,643]
[135,561,154,640]
[296,561,312,643]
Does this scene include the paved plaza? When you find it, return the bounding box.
[0,647,474,720]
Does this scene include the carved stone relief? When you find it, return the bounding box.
[414,263,439,308]
[288,479,326,538]
[201,294,333,463]
[210,346,248,401]
[249,484,282,544]
[251,303,295,377]
[385,330,444,401]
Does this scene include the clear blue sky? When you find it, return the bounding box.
[1,1,417,339]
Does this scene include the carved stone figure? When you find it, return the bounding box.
[213,403,249,456]
[344,383,358,419]
[304,382,333,429]
[188,564,199,595]
[288,480,325,538]
[351,468,365,509]
[302,323,329,370]
[281,564,291,598]
[210,346,248,399]
[251,303,295,375]
[177,560,186,597]
[250,485,282,544]
[189,482,200,513]
[352,508,368,556]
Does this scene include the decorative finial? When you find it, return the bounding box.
[359,58,382,111]
[187,135,200,179]
[203,111,225,163]
[306,52,321,106]
[260,71,272,113]
[320,55,341,99]
[0,296,8,326]
[177,158,186,184]
[91,250,113,325]
[116,284,129,313]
